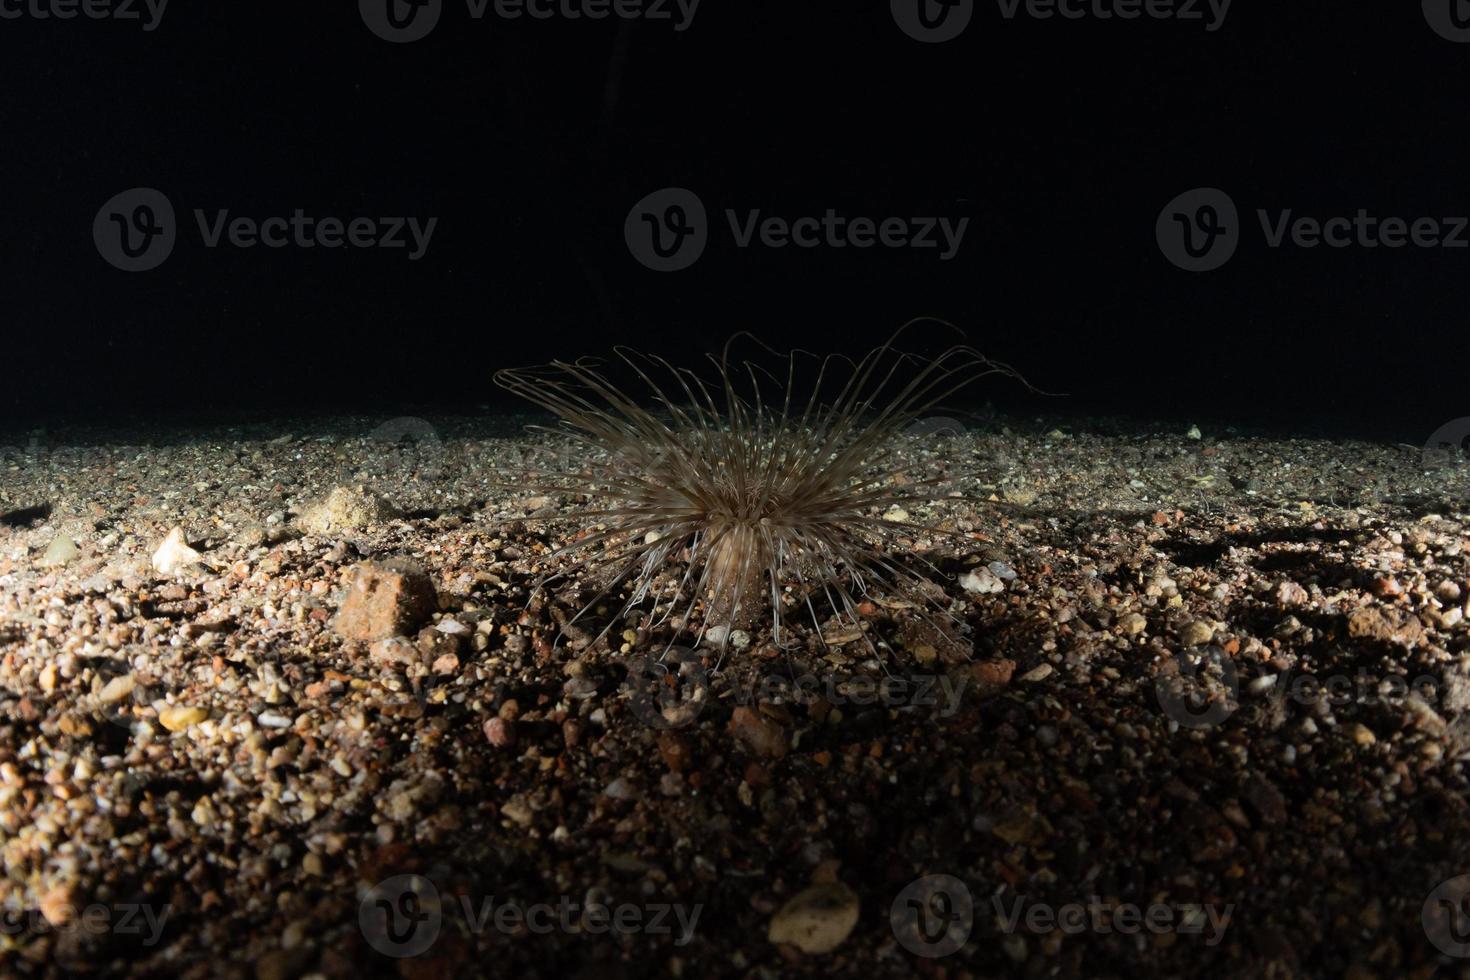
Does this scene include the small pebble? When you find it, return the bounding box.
[98,674,135,704]
[159,705,208,732]
[960,567,1004,595]
[603,777,640,800]
[39,536,79,567]
[483,717,516,748]
[1180,621,1215,646]
[767,883,859,954]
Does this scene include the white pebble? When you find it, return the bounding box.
[960,568,1004,594]
[603,777,639,800]
[1248,675,1277,694]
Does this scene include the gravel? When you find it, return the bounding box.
[0,414,1468,977]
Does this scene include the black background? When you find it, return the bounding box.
[3,0,1466,440]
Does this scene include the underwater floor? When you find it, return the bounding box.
[0,415,1467,977]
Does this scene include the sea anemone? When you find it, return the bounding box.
[494,330,1015,657]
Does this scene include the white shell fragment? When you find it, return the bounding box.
[152,526,203,575]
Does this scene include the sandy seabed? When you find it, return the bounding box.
[1,414,1469,978]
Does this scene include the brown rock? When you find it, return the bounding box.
[729,706,789,759]
[657,731,691,772]
[1242,775,1288,825]
[1371,577,1402,598]
[335,560,437,642]
[1345,607,1423,647]
[969,658,1016,696]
